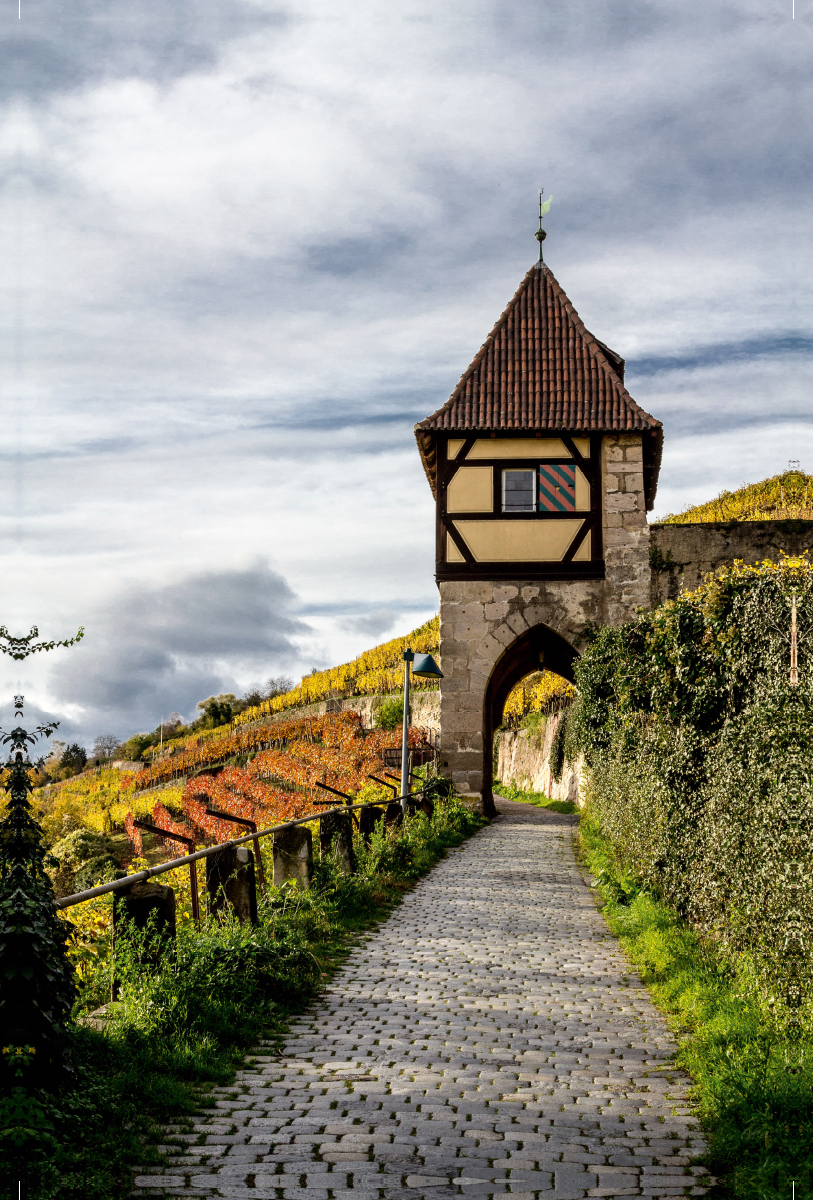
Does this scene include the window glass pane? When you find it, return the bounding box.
[539,463,576,512]
[502,469,535,512]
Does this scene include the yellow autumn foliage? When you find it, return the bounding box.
[34,768,183,843]
[661,468,813,525]
[233,615,440,727]
[502,670,574,722]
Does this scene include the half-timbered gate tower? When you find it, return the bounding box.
[415,259,663,816]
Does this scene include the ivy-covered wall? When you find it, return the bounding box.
[572,557,812,1016]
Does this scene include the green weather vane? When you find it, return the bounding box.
[536,189,553,263]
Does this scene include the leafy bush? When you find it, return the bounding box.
[49,829,121,896]
[374,696,404,730]
[548,710,568,782]
[573,557,813,1018]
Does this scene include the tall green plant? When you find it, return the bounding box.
[0,626,83,1086]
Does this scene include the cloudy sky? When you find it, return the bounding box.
[1,0,809,745]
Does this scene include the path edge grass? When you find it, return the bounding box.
[41,799,488,1200]
[574,802,811,1200]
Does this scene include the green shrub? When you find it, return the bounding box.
[572,558,813,1017]
[374,696,404,730]
[49,829,121,896]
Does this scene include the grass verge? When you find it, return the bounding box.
[579,808,812,1200]
[493,780,577,814]
[11,794,485,1200]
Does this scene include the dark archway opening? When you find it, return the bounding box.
[481,623,578,818]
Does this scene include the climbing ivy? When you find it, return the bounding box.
[572,558,813,1031]
[549,712,567,783]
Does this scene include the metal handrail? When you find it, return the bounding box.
[55,797,411,910]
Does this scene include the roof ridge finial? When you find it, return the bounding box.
[535,188,552,266]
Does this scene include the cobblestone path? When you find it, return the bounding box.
[135,798,709,1200]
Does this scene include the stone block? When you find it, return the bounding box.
[623,442,643,461]
[603,473,619,493]
[603,528,634,547]
[605,492,639,513]
[359,805,386,845]
[619,473,644,494]
[206,845,258,924]
[480,633,506,661]
[457,731,484,752]
[603,444,624,462]
[484,602,510,620]
[319,811,356,875]
[455,582,497,603]
[441,675,471,695]
[492,585,519,601]
[439,582,467,603]
[451,750,482,770]
[273,825,314,889]
[459,621,489,642]
[506,611,530,636]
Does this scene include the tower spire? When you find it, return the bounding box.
[535,189,552,265]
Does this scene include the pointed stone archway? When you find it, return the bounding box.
[480,623,578,818]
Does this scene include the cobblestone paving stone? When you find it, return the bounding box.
[133,797,710,1199]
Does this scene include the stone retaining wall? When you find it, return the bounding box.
[494,714,584,806]
[649,519,813,603]
[237,691,440,737]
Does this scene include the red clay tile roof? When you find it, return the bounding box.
[415,262,663,508]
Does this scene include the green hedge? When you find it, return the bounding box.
[573,558,812,1023]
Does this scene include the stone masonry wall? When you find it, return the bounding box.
[439,433,650,804]
[650,520,813,604]
[494,716,584,806]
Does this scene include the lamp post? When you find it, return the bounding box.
[400,648,443,813]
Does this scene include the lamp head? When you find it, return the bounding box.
[411,652,443,679]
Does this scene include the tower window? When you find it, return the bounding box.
[502,469,535,512]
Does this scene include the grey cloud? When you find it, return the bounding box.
[0,0,809,715]
[338,609,400,639]
[3,1,286,99]
[629,336,813,379]
[46,562,308,742]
